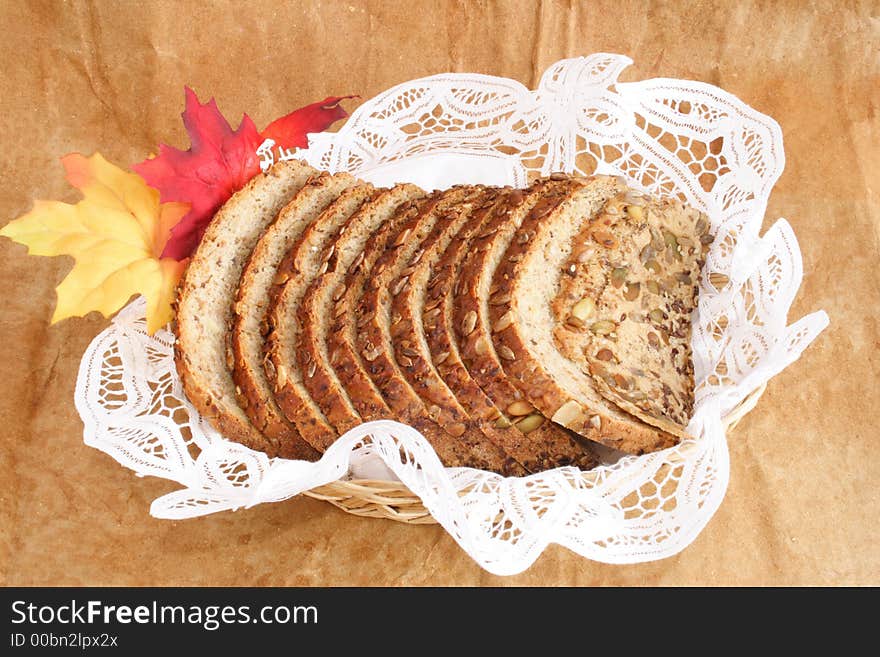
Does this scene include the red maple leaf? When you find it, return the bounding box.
[134,88,355,260]
[262,95,355,150]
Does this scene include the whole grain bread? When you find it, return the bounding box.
[174,160,317,458]
[425,187,600,472]
[356,188,516,472]
[488,177,680,454]
[294,184,425,448]
[239,174,356,447]
[231,171,360,457]
[177,159,703,469]
[387,188,527,475]
[260,179,375,452]
[550,190,710,437]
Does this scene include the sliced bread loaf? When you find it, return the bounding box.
[356,188,515,472]
[231,171,360,457]
[174,160,317,458]
[550,190,710,437]
[488,177,681,454]
[426,188,600,472]
[293,184,425,448]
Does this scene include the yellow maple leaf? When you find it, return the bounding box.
[0,153,189,334]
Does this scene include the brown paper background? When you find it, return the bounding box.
[0,0,877,586]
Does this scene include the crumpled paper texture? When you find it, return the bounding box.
[0,0,876,585]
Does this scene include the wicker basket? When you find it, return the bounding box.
[302,384,767,524]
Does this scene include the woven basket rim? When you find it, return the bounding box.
[303,383,767,524]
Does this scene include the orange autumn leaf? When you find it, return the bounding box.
[0,153,188,334]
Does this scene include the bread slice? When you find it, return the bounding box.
[238,173,357,452]
[356,188,516,472]
[243,178,370,455]
[293,184,425,448]
[488,177,680,454]
[550,190,710,436]
[174,160,317,458]
[265,184,380,437]
[231,172,360,456]
[388,188,528,475]
[425,188,600,472]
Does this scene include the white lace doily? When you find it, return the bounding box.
[76,54,828,575]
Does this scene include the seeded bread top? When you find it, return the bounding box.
[489,176,680,454]
[551,191,711,436]
[356,187,514,472]
[174,160,317,457]
[237,173,363,454]
[453,179,575,427]
[275,183,381,436]
[387,188,527,475]
[388,189,487,433]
